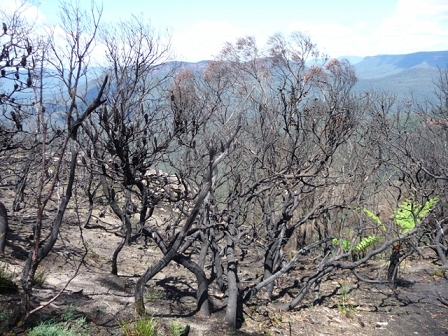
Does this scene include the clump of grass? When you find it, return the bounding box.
[85,245,102,262]
[433,268,446,277]
[145,286,164,303]
[0,262,18,293]
[28,320,73,336]
[170,320,187,336]
[32,269,48,287]
[120,314,158,336]
[28,317,89,336]
[337,281,356,318]
[62,305,78,322]
[0,307,14,334]
[340,281,350,304]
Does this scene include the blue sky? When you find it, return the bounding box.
[5,0,448,62]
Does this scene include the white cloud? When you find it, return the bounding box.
[287,22,364,57]
[285,0,448,58]
[370,0,448,55]
[173,21,246,62]
[396,0,448,17]
[1,0,46,25]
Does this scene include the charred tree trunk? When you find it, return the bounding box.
[433,220,448,266]
[0,201,8,255]
[263,224,286,298]
[142,227,211,316]
[209,228,225,293]
[387,243,401,283]
[173,254,211,316]
[283,266,334,311]
[135,180,211,315]
[20,74,107,316]
[100,176,133,274]
[21,147,80,313]
[197,231,210,270]
[13,160,30,212]
[225,219,240,328]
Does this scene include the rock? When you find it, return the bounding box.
[307,315,320,324]
[376,321,388,328]
[330,316,343,324]
[358,318,365,328]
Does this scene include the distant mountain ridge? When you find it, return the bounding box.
[22,50,448,106]
[354,68,440,101]
[175,51,448,101]
[175,51,448,81]
[354,50,448,79]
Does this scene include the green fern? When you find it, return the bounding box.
[362,208,381,226]
[362,208,386,231]
[353,235,379,253]
[332,238,351,252]
[333,235,379,254]
[393,197,438,233]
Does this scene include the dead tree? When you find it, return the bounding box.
[0,201,8,254]
[16,1,108,317]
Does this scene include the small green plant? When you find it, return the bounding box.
[120,314,158,336]
[332,235,379,254]
[145,286,164,302]
[62,305,78,322]
[270,313,282,325]
[340,281,350,302]
[86,245,100,261]
[225,326,238,336]
[343,305,356,318]
[72,317,88,331]
[337,281,355,318]
[0,307,13,333]
[28,320,72,336]
[433,268,446,277]
[170,320,186,336]
[334,197,439,259]
[32,269,48,287]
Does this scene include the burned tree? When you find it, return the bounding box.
[7,1,110,317]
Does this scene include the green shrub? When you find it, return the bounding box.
[332,235,379,254]
[337,197,440,257]
[337,281,355,318]
[433,268,446,277]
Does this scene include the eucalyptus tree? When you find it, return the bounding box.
[130,58,247,315]
[7,1,110,317]
[81,16,178,275]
